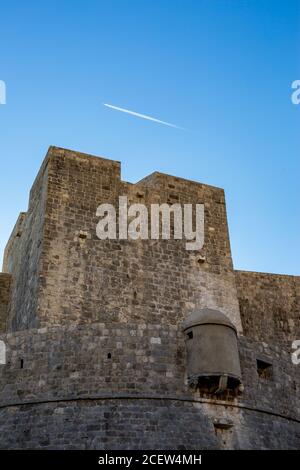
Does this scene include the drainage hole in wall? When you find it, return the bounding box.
[256,359,273,380]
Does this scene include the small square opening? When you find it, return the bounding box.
[187,331,193,340]
[78,233,87,239]
[256,359,273,380]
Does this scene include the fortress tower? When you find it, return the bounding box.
[0,146,299,449]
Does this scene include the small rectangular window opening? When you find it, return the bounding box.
[187,331,193,340]
[257,359,273,380]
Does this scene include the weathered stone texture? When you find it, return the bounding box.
[36,147,242,331]
[235,270,300,348]
[0,273,11,332]
[0,147,299,449]
[0,322,299,449]
[0,399,219,450]
[3,156,49,331]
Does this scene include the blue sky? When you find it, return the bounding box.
[0,0,299,274]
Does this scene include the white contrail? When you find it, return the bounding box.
[103,103,184,130]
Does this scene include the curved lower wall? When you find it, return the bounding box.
[0,322,299,449]
[0,399,219,450]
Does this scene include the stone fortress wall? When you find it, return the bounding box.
[0,147,299,449]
